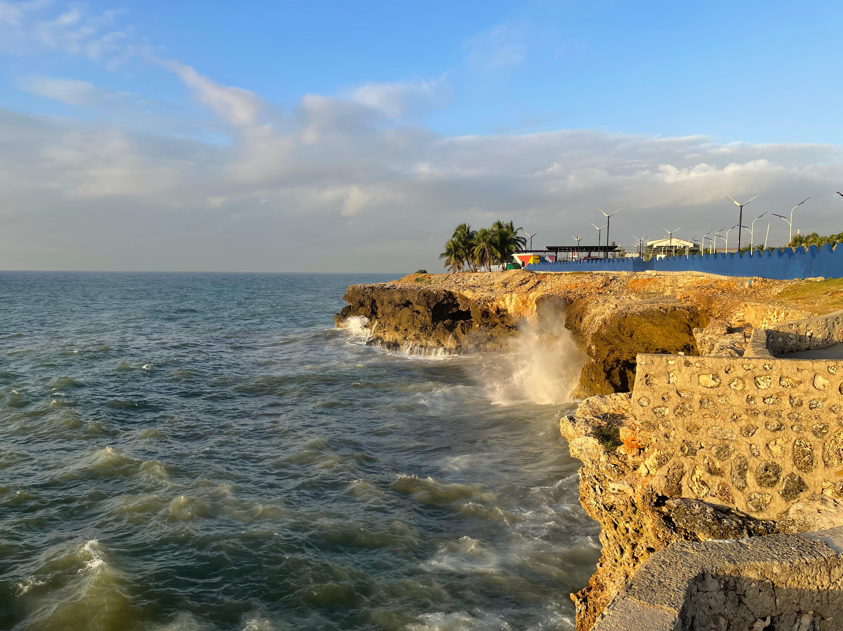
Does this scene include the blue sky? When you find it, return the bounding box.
[1,0,842,271]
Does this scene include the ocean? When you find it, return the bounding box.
[0,272,598,631]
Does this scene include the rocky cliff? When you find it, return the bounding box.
[335,270,814,395]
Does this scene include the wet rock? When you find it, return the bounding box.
[663,498,775,539]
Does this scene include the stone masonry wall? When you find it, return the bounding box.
[632,353,843,520]
[765,308,843,354]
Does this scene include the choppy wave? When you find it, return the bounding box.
[0,272,598,631]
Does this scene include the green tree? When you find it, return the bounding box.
[472,228,499,272]
[788,231,843,249]
[439,239,464,272]
[452,223,478,271]
[490,220,526,269]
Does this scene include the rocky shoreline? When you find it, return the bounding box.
[335,270,814,396]
[335,270,843,630]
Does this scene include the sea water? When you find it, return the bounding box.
[0,272,599,631]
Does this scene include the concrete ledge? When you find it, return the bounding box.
[593,526,843,631]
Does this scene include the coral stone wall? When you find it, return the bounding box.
[766,309,843,354]
[632,354,843,519]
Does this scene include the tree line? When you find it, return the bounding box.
[736,231,843,254]
[439,221,526,272]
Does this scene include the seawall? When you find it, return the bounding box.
[528,243,843,280]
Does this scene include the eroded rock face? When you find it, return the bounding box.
[334,284,518,352]
[693,317,750,357]
[565,298,704,396]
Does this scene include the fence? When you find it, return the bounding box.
[526,244,843,279]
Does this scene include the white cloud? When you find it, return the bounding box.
[16,75,127,107]
[0,1,128,61]
[348,76,450,119]
[152,57,264,127]
[464,23,527,71]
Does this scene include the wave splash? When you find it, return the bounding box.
[484,308,586,406]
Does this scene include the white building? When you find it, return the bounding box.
[646,237,695,256]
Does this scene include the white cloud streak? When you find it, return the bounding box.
[464,22,527,71]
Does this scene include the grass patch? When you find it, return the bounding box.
[776,278,843,314]
[593,422,622,453]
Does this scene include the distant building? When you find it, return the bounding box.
[646,237,695,256]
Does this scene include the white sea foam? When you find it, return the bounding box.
[394,343,452,360]
[15,576,46,596]
[339,315,371,339]
[78,539,106,573]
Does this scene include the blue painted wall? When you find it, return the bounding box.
[526,245,843,279]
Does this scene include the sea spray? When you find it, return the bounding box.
[338,315,371,339]
[484,307,586,406]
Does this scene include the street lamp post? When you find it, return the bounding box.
[633,235,648,258]
[719,225,738,253]
[598,208,620,260]
[748,213,768,251]
[764,223,770,250]
[786,198,810,244]
[524,232,538,251]
[572,235,581,261]
[713,228,726,255]
[664,228,680,257]
[592,223,607,257]
[726,195,758,251]
[703,230,713,255]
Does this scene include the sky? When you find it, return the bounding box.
[1,0,842,272]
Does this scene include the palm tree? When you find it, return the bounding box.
[439,238,464,272]
[452,223,477,271]
[490,220,526,270]
[472,228,499,271]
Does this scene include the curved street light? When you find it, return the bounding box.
[714,227,726,255]
[786,198,810,244]
[663,228,680,257]
[702,230,714,255]
[720,225,739,253]
[748,212,767,251]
